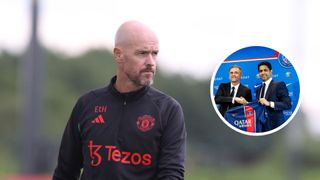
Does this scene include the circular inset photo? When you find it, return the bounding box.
[210,46,301,136]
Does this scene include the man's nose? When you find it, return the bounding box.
[145,54,156,66]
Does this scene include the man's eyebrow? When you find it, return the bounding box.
[136,49,158,53]
[136,49,150,53]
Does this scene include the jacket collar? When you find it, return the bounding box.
[108,76,150,102]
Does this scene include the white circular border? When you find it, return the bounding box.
[209,46,302,136]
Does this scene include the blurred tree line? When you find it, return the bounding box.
[1,49,320,179]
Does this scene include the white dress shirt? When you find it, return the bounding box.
[261,78,275,108]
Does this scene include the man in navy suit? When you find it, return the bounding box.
[256,61,292,131]
[215,65,252,116]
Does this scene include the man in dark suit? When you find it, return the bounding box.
[256,61,292,131]
[215,65,252,116]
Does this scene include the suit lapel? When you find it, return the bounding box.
[226,83,231,96]
[265,80,274,99]
[257,84,262,99]
[236,84,243,97]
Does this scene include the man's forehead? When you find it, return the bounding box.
[230,67,241,72]
[259,65,270,70]
[134,44,159,51]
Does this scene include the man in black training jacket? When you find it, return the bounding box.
[53,21,186,180]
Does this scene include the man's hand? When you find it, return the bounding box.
[235,97,248,105]
[259,98,270,106]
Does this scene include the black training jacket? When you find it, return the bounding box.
[53,76,186,180]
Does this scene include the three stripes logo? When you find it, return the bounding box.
[91,114,105,124]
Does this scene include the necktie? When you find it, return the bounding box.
[260,83,266,98]
[227,86,235,110]
[230,86,235,97]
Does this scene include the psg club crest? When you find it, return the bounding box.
[136,115,155,132]
[278,53,292,68]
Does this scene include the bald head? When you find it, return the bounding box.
[114,21,158,48]
[113,21,159,92]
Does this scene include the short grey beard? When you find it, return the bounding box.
[139,78,153,86]
[127,73,154,87]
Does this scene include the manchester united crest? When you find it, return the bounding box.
[136,115,155,132]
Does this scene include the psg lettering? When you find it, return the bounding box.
[88,140,152,167]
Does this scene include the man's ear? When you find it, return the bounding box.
[113,47,123,63]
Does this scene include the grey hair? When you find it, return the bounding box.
[229,65,242,73]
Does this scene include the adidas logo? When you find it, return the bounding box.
[91,114,105,124]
